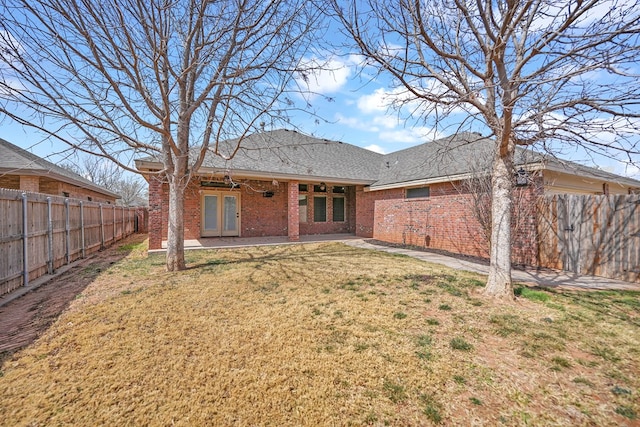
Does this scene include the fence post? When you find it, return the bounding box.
[65,198,70,265]
[100,204,105,250]
[22,192,29,287]
[80,201,85,258]
[47,197,53,274]
[113,205,116,242]
[122,206,125,238]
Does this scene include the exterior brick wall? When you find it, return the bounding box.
[371,181,541,266]
[287,180,299,241]
[148,176,164,250]
[239,180,288,237]
[37,179,62,196]
[355,186,403,237]
[0,176,20,189]
[511,176,544,266]
[0,175,117,204]
[148,178,358,249]
[19,175,40,193]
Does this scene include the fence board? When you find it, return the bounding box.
[0,188,147,296]
[539,194,640,283]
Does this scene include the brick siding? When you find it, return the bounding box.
[0,175,116,204]
[19,176,40,193]
[148,175,541,267]
[371,181,541,266]
[148,177,357,249]
[355,186,403,237]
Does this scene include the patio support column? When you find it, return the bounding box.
[148,176,164,250]
[287,180,299,241]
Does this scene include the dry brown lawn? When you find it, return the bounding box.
[0,238,638,426]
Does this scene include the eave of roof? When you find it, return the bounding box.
[135,130,640,191]
[0,138,121,199]
[195,166,377,185]
[542,159,640,188]
[136,129,383,185]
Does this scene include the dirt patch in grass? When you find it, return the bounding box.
[0,234,148,362]
[0,242,638,426]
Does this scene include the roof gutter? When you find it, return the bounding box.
[367,162,547,192]
[542,162,640,188]
[0,168,121,199]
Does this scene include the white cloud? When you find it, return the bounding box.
[356,86,422,114]
[379,127,442,144]
[355,82,475,121]
[363,144,386,154]
[617,161,640,178]
[372,115,398,129]
[334,113,379,132]
[356,88,392,114]
[296,57,352,98]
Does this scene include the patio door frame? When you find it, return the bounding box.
[201,191,241,237]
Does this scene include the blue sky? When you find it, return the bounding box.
[1,8,639,181]
[3,66,639,179]
[287,53,640,180]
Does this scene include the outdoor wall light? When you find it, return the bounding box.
[515,168,529,187]
[223,174,231,185]
[319,182,326,191]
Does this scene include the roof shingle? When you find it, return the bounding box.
[0,137,120,198]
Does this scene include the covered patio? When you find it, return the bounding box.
[153,233,361,252]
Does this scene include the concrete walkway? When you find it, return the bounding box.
[345,240,640,291]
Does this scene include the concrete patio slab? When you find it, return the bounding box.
[152,233,362,252]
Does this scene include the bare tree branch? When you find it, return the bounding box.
[328,0,640,300]
[0,0,322,270]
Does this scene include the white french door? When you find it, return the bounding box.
[201,192,240,237]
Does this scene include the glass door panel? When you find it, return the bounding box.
[222,195,238,235]
[202,195,219,236]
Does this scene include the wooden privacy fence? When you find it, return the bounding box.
[538,194,640,283]
[0,188,147,296]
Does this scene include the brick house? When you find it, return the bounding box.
[0,137,120,203]
[136,129,640,265]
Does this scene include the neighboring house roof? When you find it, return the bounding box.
[135,129,640,190]
[0,137,121,199]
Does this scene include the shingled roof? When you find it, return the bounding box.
[135,129,640,189]
[373,132,640,190]
[201,129,382,183]
[0,137,121,199]
[372,132,541,189]
[136,128,384,184]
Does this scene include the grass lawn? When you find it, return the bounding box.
[0,239,638,426]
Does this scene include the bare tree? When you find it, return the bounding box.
[62,157,148,206]
[329,0,640,300]
[0,0,320,271]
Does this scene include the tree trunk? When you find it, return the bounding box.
[484,152,515,300]
[166,179,186,271]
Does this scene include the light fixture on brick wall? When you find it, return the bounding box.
[515,168,528,187]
